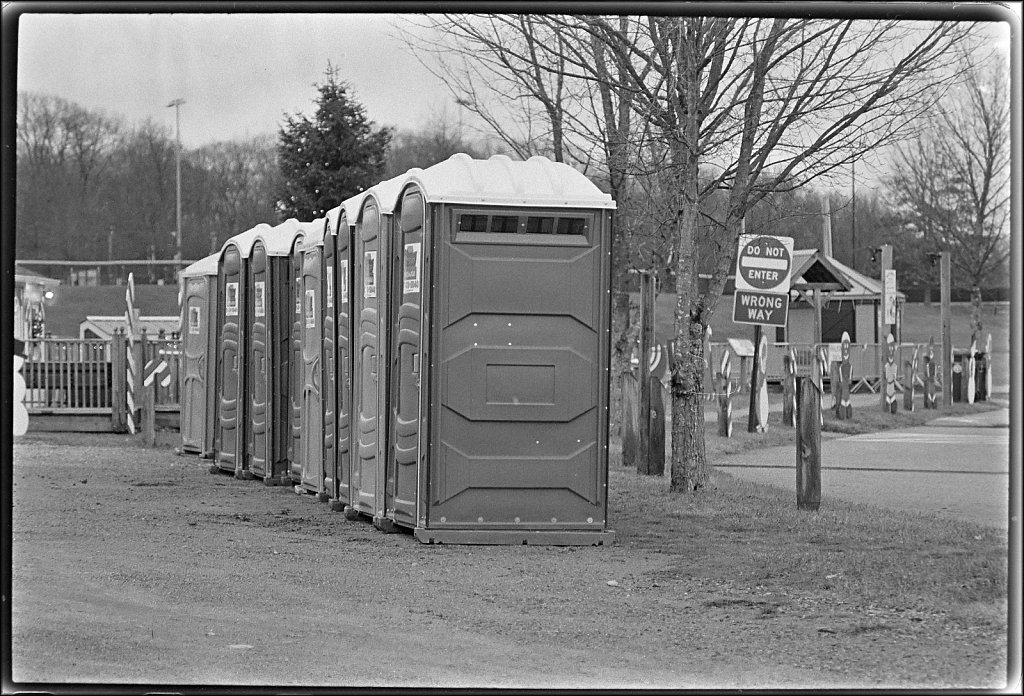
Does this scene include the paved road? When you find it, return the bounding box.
[715,408,1012,529]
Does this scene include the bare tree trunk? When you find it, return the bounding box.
[669,194,709,492]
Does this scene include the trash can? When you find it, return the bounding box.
[974,350,988,402]
[383,154,617,545]
[178,254,219,458]
[951,349,970,402]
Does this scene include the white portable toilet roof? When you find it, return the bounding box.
[221,222,273,259]
[324,206,342,236]
[298,218,326,250]
[257,218,304,256]
[179,253,219,279]
[357,172,410,217]
[404,153,616,209]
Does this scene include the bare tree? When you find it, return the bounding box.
[191,135,281,253]
[888,53,1010,335]
[567,17,975,491]
[410,15,975,491]
[383,106,494,178]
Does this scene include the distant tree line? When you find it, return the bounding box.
[15,70,491,282]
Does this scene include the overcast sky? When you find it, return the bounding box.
[14,9,1016,192]
[17,12,452,148]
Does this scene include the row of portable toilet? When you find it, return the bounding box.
[178,153,617,545]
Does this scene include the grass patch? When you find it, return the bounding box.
[821,400,1002,435]
[608,468,1008,617]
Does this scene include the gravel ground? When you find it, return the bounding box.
[9,431,1010,689]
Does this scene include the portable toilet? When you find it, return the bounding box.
[384,154,616,544]
[178,253,219,458]
[322,203,357,511]
[297,218,329,496]
[247,219,305,485]
[213,223,270,477]
[319,212,339,503]
[348,174,409,522]
[287,230,306,482]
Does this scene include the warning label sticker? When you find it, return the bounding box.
[404,242,421,294]
[326,266,334,309]
[304,289,316,328]
[254,281,265,317]
[364,250,377,299]
[226,282,238,317]
[188,306,201,334]
[340,260,349,304]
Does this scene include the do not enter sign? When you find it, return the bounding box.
[735,234,794,292]
[732,233,794,327]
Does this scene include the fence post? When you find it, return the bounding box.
[621,372,638,468]
[110,329,127,432]
[132,328,147,430]
[648,376,665,476]
[796,376,822,511]
[144,376,157,447]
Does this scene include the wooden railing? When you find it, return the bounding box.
[20,331,181,431]
[22,339,113,410]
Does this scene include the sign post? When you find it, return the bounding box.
[733,234,794,433]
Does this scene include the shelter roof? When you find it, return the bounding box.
[403,153,616,209]
[15,265,61,288]
[81,315,180,340]
[793,249,906,299]
[179,254,218,279]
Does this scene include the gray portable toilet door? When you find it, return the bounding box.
[300,246,324,493]
[248,241,271,478]
[386,190,426,527]
[288,237,305,481]
[430,209,607,528]
[180,275,209,454]
[335,222,353,505]
[204,279,219,459]
[321,232,338,497]
[352,202,383,516]
[217,246,244,473]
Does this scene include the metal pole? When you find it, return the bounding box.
[167,99,185,267]
[879,244,893,411]
[851,161,856,270]
[175,104,182,265]
[747,323,762,433]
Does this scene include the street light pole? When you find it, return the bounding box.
[167,98,185,266]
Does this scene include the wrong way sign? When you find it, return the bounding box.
[733,233,794,327]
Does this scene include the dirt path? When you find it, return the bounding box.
[10,433,1008,689]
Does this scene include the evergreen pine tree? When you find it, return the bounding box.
[277,65,391,220]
